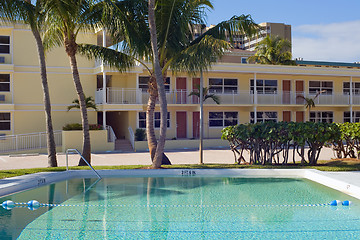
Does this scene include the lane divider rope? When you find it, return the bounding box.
[1,199,352,211]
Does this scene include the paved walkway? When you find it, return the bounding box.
[0,147,337,170]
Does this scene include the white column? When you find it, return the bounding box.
[102,29,107,129]
[350,76,353,123]
[254,73,257,123]
[199,71,204,164]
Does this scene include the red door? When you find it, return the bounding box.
[176,77,187,104]
[296,111,304,122]
[193,112,200,138]
[283,111,291,122]
[192,78,200,104]
[177,112,187,138]
[282,80,291,104]
[296,80,304,104]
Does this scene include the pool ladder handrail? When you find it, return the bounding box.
[65,149,102,179]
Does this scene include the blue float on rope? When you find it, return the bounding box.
[2,200,15,210]
[330,200,341,206]
[342,200,352,206]
[27,200,40,211]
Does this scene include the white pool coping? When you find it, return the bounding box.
[0,169,360,200]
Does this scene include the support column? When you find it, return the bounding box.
[199,71,204,164]
[350,76,353,123]
[102,29,107,129]
[254,73,257,123]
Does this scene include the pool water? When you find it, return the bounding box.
[1,177,360,239]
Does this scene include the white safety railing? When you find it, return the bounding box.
[66,149,102,179]
[0,130,62,153]
[128,126,135,150]
[106,125,117,142]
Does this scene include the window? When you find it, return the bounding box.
[0,74,10,92]
[209,78,237,94]
[250,111,277,123]
[209,112,238,127]
[344,111,360,122]
[310,111,333,123]
[138,112,170,128]
[0,36,10,54]
[309,81,333,95]
[343,82,360,95]
[250,79,277,94]
[96,75,111,89]
[139,76,170,92]
[241,57,247,64]
[0,113,10,130]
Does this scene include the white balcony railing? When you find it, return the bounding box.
[95,88,142,104]
[0,131,62,153]
[95,88,358,106]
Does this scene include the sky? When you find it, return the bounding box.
[206,0,360,63]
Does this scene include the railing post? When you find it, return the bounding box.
[232,90,235,104]
[106,88,109,104]
[121,88,124,104]
[15,135,18,151]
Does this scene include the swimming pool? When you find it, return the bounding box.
[1,174,360,239]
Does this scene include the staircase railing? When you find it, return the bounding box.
[128,126,135,150]
[106,125,117,142]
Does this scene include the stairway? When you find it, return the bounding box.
[115,139,134,152]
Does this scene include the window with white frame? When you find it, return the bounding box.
[343,82,360,95]
[209,78,237,94]
[209,112,238,127]
[0,74,10,92]
[250,111,277,123]
[0,36,10,54]
[139,76,170,92]
[138,112,170,128]
[309,81,333,95]
[310,111,333,123]
[344,111,360,122]
[0,113,10,130]
[250,79,278,94]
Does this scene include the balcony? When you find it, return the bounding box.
[95,88,357,106]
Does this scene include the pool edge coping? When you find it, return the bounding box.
[0,169,360,200]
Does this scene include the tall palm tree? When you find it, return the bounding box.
[43,0,134,165]
[0,0,58,167]
[248,35,295,65]
[82,0,258,168]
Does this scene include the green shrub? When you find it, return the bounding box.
[135,128,146,141]
[63,123,103,131]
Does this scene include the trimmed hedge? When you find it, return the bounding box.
[63,123,103,131]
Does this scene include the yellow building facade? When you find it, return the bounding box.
[1,24,360,152]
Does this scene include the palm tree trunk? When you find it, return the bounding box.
[146,79,157,161]
[67,47,91,165]
[32,27,57,167]
[148,0,167,168]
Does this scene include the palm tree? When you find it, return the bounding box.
[67,96,98,112]
[248,35,295,65]
[42,0,134,165]
[0,0,58,167]
[297,90,326,121]
[83,0,258,168]
[188,85,220,104]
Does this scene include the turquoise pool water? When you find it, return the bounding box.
[1,177,360,239]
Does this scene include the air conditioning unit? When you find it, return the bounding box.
[0,95,5,102]
[0,57,5,64]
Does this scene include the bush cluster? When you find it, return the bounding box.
[63,123,103,131]
[221,122,341,165]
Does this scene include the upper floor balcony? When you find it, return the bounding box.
[95,88,360,106]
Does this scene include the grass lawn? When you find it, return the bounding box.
[0,159,359,180]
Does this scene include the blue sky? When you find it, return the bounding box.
[206,0,360,62]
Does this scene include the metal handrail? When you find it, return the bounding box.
[65,149,102,179]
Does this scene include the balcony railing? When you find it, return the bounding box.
[95,88,142,104]
[95,88,357,106]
